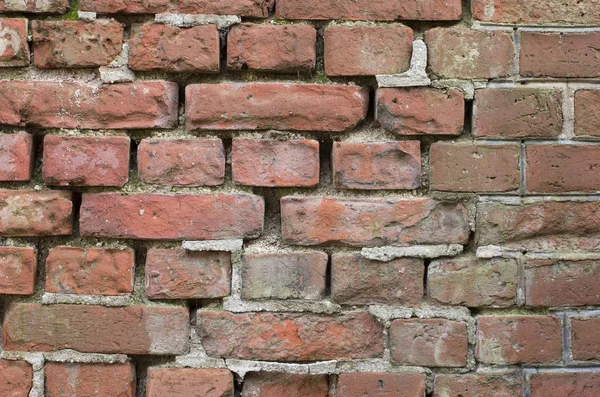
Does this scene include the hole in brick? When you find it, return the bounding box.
[463,99,474,137]
[423,258,432,298]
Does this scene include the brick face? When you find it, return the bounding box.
[0,247,36,295]
[571,317,600,361]
[0,19,29,67]
[529,372,600,397]
[147,368,233,397]
[574,90,600,138]
[0,134,33,181]
[242,373,329,397]
[0,360,32,396]
[338,373,426,397]
[80,0,270,16]
[473,0,600,25]
[45,363,136,397]
[434,372,522,397]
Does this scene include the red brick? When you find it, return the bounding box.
[474,88,563,139]
[0,360,32,396]
[376,87,464,135]
[390,319,468,367]
[3,303,189,355]
[241,252,327,300]
[0,247,36,295]
[526,145,600,193]
[80,0,270,17]
[525,259,600,307]
[430,143,520,192]
[276,0,462,21]
[338,373,426,397]
[428,256,518,307]
[571,317,600,361]
[129,24,219,72]
[145,249,230,299]
[138,138,225,186]
[43,135,130,187]
[186,83,369,132]
[80,193,264,240]
[0,81,178,129]
[32,20,123,69]
[197,310,383,361]
[331,253,424,305]
[232,138,319,187]
[476,315,562,364]
[0,134,33,181]
[425,28,514,79]
[242,373,328,397]
[433,371,522,397]
[281,196,470,247]
[332,141,421,190]
[521,32,600,78]
[0,190,72,237]
[45,246,134,296]
[473,0,600,25]
[530,372,600,397]
[575,90,600,138]
[147,368,233,397]
[324,25,413,76]
[227,23,316,72]
[0,0,67,13]
[0,19,29,67]
[476,201,600,252]
[45,363,135,397]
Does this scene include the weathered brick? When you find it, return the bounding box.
[80,193,264,240]
[80,0,270,17]
[3,303,189,355]
[0,81,178,129]
[521,32,600,78]
[324,25,412,76]
[281,197,470,247]
[45,363,135,397]
[425,28,514,79]
[530,372,600,397]
[331,253,424,305]
[332,141,421,190]
[571,317,600,361]
[433,371,522,397]
[138,138,225,186]
[430,143,520,192]
[0,247,36,295]
[0,190,72,237]
[32,20,123,69]
[232,138,319,187]
[0,0,68,13]
[145,249,230,299]
[390,319,468,367]
[473,0,600,25]
[227,23,316,72]
[197,310,383,361]
[476,201,600,252]
[0,19,29,67]
[525,259,600,307]
[242,373,328,397]
[473,88,563,139]
[338,373,426,397]
[0,360,32,396]
[428,256,518,307]
[129,24,219,72]
[147,368,233,397]
[186,83,369,132]
[45,246,134,296]
[43,135,130,187]
[276,0,462,21]
[0,134,33,181]
[575,90,600,138]
[376,87,464,135]
[476,316,562,364]
[241,252,327,300]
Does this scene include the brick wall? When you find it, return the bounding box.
[0,0,599,396]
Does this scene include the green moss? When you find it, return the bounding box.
[270,18,292,25]
[315,72,330,84]
[62,0,80,20]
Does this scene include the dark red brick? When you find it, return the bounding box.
[338,373,426,397]
[45,363,135,397]
[147,368,233,397]
[571,317,600,361]
[530,372,600,397]
[80,0,270,17]
[575,90,600,138]
[242,373,328,397]
[434,371,522,397]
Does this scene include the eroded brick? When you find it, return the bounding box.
[575,90,600,138]
[242,372,328,397]
[147,368,233,397]
[0,0,68,13]
[473,0,600,25]
[571,317,600,361]
[0,247,36,295]
[338,373,426,397]
[0,134,33,181]
[0,360,32,396]
[45,363,135,397]
[0,19,29,67]
[80,0,270,17]
[433,371,522,397]
[530,372,600,397]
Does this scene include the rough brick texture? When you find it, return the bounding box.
[146,368,233,397]
[473,0,600,24]
[574,90,600,138]
[45,246,134,296]
[242,373,329,397]
[434,372,522,397]
[145,249,231,299]
[0,133,33,181]
[332,141,421,190]
[571,317,600,361]
[80,0,270,17]
[227,24,316,72]
[0,247,36,295]
[43,135,130,187]
[338,373,426,397]
[0,19,29,67]
[45,363,136,397]
[324,25,413,76]
[0,0,67,13]
[0,360,32,396]
[529,372,600,397]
